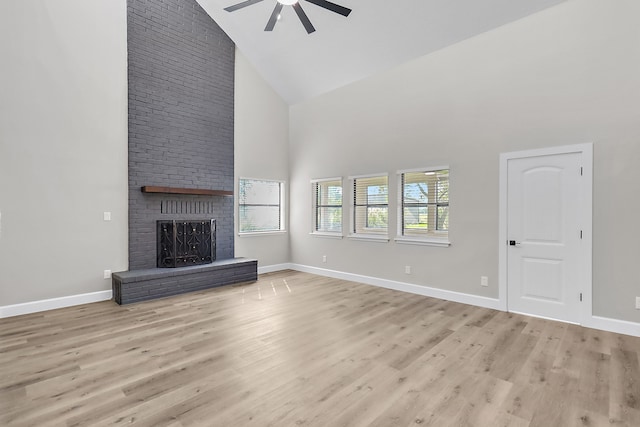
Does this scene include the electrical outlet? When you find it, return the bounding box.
[322,255,327,263]
[405,266,411,274]
[104,269,112,279]
[480,276,489,287]
[636,296,640,310]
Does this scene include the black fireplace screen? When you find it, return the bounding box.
[157,219,216,268]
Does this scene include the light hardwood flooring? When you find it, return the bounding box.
[1,270,639,426]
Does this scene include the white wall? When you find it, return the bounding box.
[0,1,128,307]
[289,0,640,324]
[234,50,291,269]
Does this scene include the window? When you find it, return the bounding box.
[352,175,388,236]
[238,178,284,233]
[398,168,449,244]
[312,178,342,234]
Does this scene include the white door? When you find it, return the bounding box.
[506,151,585,323]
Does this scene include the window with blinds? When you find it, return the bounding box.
[353,175,388,235]
[399,169,449,239]
[313,179,342,233]
[238,178,284,233]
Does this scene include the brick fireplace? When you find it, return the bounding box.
[127,0,236,270]
[112,0,257,304]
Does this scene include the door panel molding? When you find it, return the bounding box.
[498,143,593,325]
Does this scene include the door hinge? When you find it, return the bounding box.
[580,293,583,302]
[580,230,583,239]
[580,166,583,176]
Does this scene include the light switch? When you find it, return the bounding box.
[104,212,111,221]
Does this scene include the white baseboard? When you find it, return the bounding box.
[0,290,112,319]
[258,263,294,274]
[288,263,502,311]
[584,315,640,337]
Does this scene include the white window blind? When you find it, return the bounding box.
[313,179,342,233]
[353,175,388,235]
[239,178,284,233]
[400,169,449,239]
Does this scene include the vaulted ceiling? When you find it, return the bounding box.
[196,0,567,105]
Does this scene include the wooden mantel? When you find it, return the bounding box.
[141,186,233,197]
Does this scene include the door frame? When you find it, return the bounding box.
[498,143,593,324]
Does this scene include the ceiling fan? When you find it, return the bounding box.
[224,0,352,34]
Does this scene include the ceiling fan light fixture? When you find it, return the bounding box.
[225,0,352,34]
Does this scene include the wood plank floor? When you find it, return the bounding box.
[1,270,639,426]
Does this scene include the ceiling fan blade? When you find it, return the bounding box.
[224,0,264,12]
[265,3,284,31]
[304,0,351,17]
[292,2,316,34]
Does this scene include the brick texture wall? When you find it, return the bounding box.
[127,0,235,269]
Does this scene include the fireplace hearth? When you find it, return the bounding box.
[157,219,215,268]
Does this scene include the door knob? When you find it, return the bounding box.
[509,240,521,246]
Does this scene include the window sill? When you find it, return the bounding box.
[394,237,451,247]
[238,230,287,237]
[348,234,389,243]
[310,232,344,239]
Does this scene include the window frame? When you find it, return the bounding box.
[348,173,390,242]
[311,177,344,238]
[395,166,451,247]
[238,177,286,235]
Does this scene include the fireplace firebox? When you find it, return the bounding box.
[157,219,215,268]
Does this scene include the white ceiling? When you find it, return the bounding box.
[196,0,567,105]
